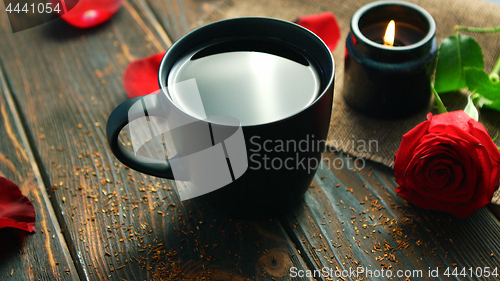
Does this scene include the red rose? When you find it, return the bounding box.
[394,111,500,218]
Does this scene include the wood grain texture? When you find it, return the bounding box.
[0,66,78,280]
[0,1,312,280]
[140,0,224,42]
[285,152,500,280]
[2,0,500,280]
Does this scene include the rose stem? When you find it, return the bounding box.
[454,25,500,33]
[489,54,500,82]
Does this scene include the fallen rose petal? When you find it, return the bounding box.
[0,177,36,233]
[55,0,123,28]
[123,52,165,98]
[296,12,342,52]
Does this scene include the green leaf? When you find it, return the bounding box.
[434,34,484,93]
[464,67,500,100]
[484,99,500,111]
[474,92,500,112]
[474,95,493,108]
[464,94,479,121]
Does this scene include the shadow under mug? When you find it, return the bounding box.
[106,17,335,218]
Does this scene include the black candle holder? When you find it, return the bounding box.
[343,1,437,119]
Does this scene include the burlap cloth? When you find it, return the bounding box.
[197,0,500,202]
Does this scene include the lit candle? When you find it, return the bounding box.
[343,1,437,118]
[383,20,395,47]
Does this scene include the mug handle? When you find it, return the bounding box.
[106,94,174,179]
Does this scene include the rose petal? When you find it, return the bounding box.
[123,52,165,98]
[471,146,497,200]
[428,110,472,132]
[425,159,459,189]
[468,119,500,163]
[467,119,500,208]
[431,124,480,145]
[409,135,476,201]
[0,177,36,233]
[296,12,341,52]
[56,0,123,28]
[422,132,480,201]
[396,185,447,211]
[394,119,430,186]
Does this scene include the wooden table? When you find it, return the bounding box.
[1,1,500,280]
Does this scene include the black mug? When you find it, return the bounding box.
[106,17,335,218]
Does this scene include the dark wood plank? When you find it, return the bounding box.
[284,152,500,280]
[139,0,224,42]
[0,1,313,280]
[0,66,78,280]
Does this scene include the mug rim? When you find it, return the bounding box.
[157,17,335,127]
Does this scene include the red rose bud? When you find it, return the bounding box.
[394,111,500,219]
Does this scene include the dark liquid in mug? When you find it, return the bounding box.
[167,40,321,126]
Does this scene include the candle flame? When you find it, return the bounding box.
[383,20,395,47]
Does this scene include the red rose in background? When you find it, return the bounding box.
[56,0,123,28]
[394,111,500,218]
